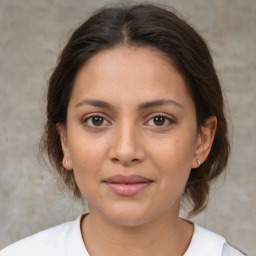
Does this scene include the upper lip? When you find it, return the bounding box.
[103,175,153,184]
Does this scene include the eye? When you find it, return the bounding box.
[83,115,110,127]
[146,115,174,127]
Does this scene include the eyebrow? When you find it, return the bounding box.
[138,99,183,110]
[75,98,183,110]
[75,99,113,109]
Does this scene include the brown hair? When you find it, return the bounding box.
[41,3,230,216]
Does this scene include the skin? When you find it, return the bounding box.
[58,46,217,256]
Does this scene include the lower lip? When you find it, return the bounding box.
[104,182,152,196]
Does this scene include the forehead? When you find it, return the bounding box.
[70,46,193,109]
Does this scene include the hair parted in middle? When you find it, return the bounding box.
[41,3,230,216]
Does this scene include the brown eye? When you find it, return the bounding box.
[146,115,173,127]
[153,116,166,126]
[92,116,104,126]
[84,115,109,127]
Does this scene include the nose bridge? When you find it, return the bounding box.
[110,119,144,164]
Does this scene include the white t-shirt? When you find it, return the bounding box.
[0,215,246,256]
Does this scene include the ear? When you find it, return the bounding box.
[56,123,73,170]
[192,116,217,168]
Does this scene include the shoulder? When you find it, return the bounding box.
[0,220,75,256]
[184,223,247,256]
[222,242,247,256]
[0,215,88,256]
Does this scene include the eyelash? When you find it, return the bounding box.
[81,113,175,129]
[145,113,175,128]
[82,113,111,129]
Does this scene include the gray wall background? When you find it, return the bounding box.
[0,0,255,254]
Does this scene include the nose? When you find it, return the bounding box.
[109,122,145,166]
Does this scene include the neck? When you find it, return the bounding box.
[81,208,193,256]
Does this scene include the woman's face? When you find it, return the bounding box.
[59,46,208,226]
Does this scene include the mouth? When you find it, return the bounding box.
[103,175,153,196]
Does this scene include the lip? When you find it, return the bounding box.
[103,175,153,196]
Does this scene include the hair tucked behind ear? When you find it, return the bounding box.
[40,3,230,216]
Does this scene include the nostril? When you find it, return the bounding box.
[111,156,140,165]
[112,157,119,162]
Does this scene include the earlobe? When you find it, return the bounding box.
[192,116,217,168]
[62,159,73,170]
[56,123,73,170]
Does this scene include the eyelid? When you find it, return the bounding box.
[81,112,111,127]
[146,112,175,121]
[144,113,176,127]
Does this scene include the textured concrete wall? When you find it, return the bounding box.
[0,0,255,254]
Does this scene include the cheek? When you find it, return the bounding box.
[148,134,196,189]
[68,134,108,178]
[150,136,196,169]
[68,137,107,200]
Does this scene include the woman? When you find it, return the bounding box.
[0,3,246,256]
